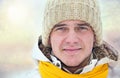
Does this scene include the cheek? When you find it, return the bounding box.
[88,36,94,51]
[86,32,94,42]
[50,34,61,50]
[83,33,94,48]
[50,35,63,56]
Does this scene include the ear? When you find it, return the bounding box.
[93,31,97,42]
[93,35,97,47]
[47,36,51,47]
[94,37,96,43]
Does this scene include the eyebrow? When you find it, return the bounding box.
[54,24,66,28]
[77,23,90,27]
[54,23,90,28]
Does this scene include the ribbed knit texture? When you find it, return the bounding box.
[42,0,102,47]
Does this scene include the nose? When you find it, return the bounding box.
[64,30,80,45]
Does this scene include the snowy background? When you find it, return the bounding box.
[0,0,120,78]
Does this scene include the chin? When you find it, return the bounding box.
[64,62,81,67]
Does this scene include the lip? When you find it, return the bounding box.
[63,48,81,51]
[62,48,81,54]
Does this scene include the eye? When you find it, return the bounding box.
[56,27,65,30]
[54,27,67,32]
[76,26,89,31]
[80,26,88,29]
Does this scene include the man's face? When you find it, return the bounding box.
[50,20,95,67]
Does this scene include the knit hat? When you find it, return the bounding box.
[41,0,102,47]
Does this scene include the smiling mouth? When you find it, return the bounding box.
[62,48,81,55]
[63,48,81,51]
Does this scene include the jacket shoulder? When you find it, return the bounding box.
[26,68,41,78]
[108,61,120,78]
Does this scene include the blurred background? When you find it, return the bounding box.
[0,0,120,78]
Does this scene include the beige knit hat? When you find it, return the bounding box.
[41,0,102,47]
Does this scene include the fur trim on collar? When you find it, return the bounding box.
[38,36,118,62]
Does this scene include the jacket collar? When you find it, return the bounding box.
[33,37,118,73]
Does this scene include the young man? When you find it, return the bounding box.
[30,0,120,78]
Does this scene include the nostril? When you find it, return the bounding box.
[65,35,79,44]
